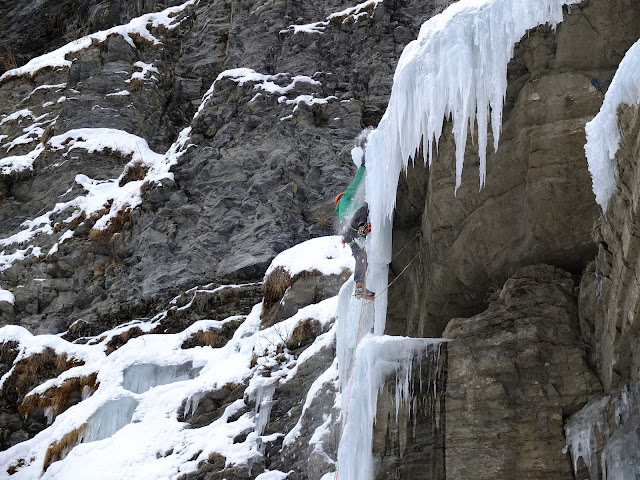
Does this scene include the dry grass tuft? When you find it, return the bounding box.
[261,267,292,317]
[41,124,55,145]
[42,425,86,472]
[1,340,19,362]
[286,318,322,350]
[19,373,98,420]
[128,77,144,92]
[6,458,25,476]
[184,330,227,348]
[119,161,149,186]
[88,208,132,240]
[181,318,244,350]
[127,32,155,47]
[198,451,226,469]
[0,44,17,71]
[2,348,84,408]
[105,327,144,355]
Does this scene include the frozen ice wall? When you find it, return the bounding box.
[601,427,640,480]
[565,396,611,480]
[122,361,201,394]
[565,377,640,479]
[335,0,587,478]
[84,396,139,443]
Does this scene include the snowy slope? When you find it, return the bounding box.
[0,236,350,479]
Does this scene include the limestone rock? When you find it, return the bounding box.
[443,265,602,480]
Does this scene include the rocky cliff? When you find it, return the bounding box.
[1,0,640,479]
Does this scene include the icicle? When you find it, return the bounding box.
[84,396,139,443]
[251,383,276,436]
[184,391,205,417]
[122,361,201,394]
[564,396,611,480]
[363,0,579,334]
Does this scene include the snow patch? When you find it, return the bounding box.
[0,288,14,304]
[265,236,354,278]
[280,0,383,34]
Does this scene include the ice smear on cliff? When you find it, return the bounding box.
[122,361,201,394]
[362,0,579,334]
[84,396,139,442]
[564,396,611,480]
[336,335,441,480]
[585,37,640,213]
[601,427,640,480]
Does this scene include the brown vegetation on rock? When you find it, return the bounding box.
[286,318,322,350]
[42,425,86,472]
[181,318,244,349]
[19,373,98,421]
[105,327,144,355]
[88,208,132,240]
[261,267,292,317]
[119,161,149,186]
[1,347,84,407]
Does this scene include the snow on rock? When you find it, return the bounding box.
[0,0,196,83]
[280,0,383,34]
[0,126,192,272]
[0,270,341,479]
[196,68,334,119]
[0,288,14,304]
[585,38,640,212]
[265,236,354,278]
[0,144,45,175]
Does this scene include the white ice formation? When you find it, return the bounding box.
[585,37,640,213]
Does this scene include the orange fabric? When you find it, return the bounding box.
[334,192,344,206]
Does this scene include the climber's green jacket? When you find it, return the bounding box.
[335,166,365,221]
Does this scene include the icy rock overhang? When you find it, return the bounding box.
[585,37,640,213]
[364,0,580,272]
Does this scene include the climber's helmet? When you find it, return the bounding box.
[334,192,344,206]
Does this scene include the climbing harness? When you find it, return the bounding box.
[592,75,614,95]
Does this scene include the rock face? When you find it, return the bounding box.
[388,0,640,338]
[0,0,452,334]
[444,265,602,480]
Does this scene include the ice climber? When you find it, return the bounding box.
[335,156,375,300]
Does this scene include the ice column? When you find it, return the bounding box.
[336,335,441,480]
